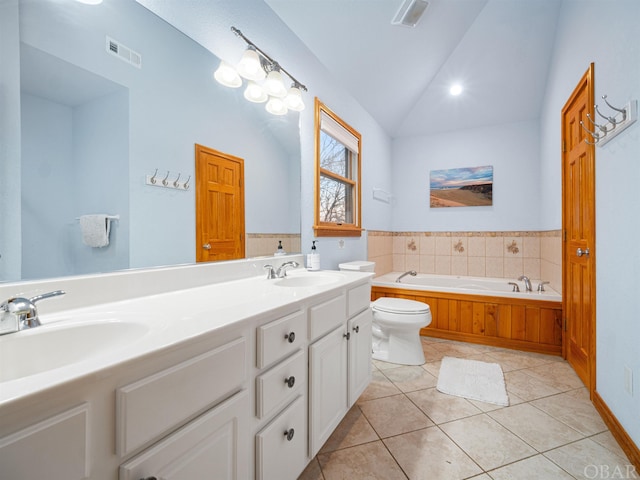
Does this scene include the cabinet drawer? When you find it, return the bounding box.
[348,283,372,317]
[256,349,306,419]
[0,404,90,480]
[309,294,346,341]
[257,309,306,368]
[120,390,250,480]
[256,395,307,480]
[116,336,247,456]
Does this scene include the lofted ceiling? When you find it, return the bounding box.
[138,0,563,138]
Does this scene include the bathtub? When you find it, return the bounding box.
[372,272,561,302]
[371,272,563,355]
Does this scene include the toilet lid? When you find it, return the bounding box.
[372,297,430,314]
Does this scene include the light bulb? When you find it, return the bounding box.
[263,68,287,98]
[284,85,305,111]
[266,97,288,116]
[449,84,463,96]
[237,46,265,82]
[244,81,268,103]
[214,61,242,88]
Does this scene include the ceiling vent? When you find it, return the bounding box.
[391,0,429,27]
[106,36,142,69]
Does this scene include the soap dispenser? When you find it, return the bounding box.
[275,240,286,256]
[307,241,320,271]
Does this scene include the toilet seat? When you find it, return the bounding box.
[372,297,430,315]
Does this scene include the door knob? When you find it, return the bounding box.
[576,247,590,257]
[202,243,211,250]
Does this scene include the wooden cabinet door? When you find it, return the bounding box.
[195,144,245,262]
[348,309,372,407]
[309,325,348,458]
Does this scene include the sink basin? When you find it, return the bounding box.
[273,273,341,288]
[0,319,149,382]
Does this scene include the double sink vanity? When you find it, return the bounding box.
[0,255,374,479]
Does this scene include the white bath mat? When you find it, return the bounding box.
[436,356,509,406]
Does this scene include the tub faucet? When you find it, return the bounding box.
[0,290,66,335]
[518,275,532,292]
[276,261,300,278]
[395,270,417,283]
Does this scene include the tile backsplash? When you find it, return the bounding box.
[368,230,562,292]
[246,233,301,258]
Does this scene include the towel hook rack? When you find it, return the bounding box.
[581,94,637,147]
[145,169,191,191]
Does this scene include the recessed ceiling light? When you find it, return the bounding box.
[76,0,103,4]
[449,84,463,96]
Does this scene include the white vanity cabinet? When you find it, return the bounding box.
[308,285,373,457]
[116,334,250,479]
[119,390,250,480]
[0,403,90,479]
[254,309,309,480]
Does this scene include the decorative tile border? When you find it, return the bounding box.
[367,230,562,292]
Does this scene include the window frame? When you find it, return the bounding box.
[314,98,362,237]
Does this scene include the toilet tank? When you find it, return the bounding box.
[338,261,376,272]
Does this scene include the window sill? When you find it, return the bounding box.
[313,225,363,238]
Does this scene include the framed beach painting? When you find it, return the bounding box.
[430,166,493,208]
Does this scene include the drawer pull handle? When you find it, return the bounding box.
[284,332,296,343]
[284,428,295,441]
[140,477,158,480]
[284,376,296,388]
[343,332,350,340]
[353,325,360,333]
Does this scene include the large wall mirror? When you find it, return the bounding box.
[0,0,301,283]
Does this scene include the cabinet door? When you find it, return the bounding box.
[256,395,307,480]
[308,325,348,458]
[0,404,90,480]
[119,390,250,480]
[348,308,373,407]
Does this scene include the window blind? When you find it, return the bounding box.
[320,111,359,153]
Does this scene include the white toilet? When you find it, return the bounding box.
[371,297,432,366]
[337,261,432,366]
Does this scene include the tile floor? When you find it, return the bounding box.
[298,337,637,480]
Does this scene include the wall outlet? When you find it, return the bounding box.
[624,366,633,396]
[338,239,345,249]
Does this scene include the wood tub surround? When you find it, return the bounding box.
[371,286,563,355]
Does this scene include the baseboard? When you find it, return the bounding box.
[592,391,640,470]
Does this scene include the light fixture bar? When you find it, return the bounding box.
[231,26,307,92]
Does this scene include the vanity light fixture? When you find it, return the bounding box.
[214,26,307,114]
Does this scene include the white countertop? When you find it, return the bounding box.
[0,267,372,407]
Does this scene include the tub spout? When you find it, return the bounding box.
[395,270,417,283]
[518,275,532,292]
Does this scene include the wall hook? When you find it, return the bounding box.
[585,113,608,135]
[602,94,627,121]
[595,103,618,125]
[150,168,158,184]
[173,173,181,188]
[579,120,600,144]
[183,175,191,190]
[162,171,170,186]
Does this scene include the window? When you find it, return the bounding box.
[314,98,362,237]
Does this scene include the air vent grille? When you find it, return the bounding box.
[391,0,429,27]
[106,36,142,69]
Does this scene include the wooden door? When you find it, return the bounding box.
[561,64,596,394]
[195,144,245,262]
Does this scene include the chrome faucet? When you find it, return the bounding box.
[0,290,66,335]
[518,275,532,292]
[276,261,300,278]
[395,270,417,283]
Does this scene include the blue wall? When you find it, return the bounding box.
[540,0,640,448]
